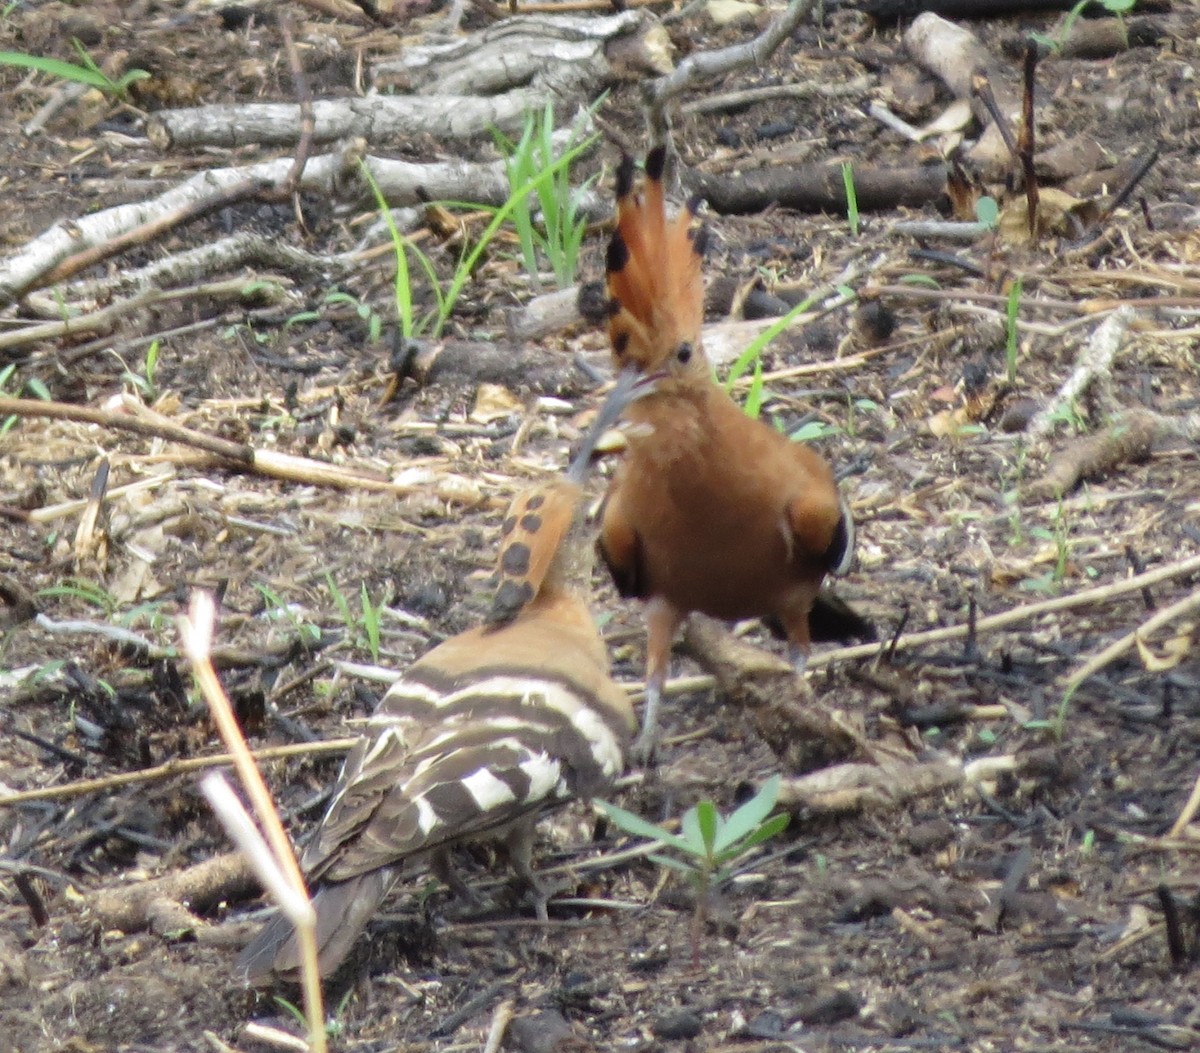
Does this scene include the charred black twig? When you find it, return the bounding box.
[971,72,1019,161]
[1019,43,1039,238]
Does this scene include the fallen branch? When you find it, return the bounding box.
[689,162,948,216]
[1026,306,1134,443]
[644,0,815,135]
[0,395,483,503]
[681,614,866,775]
[87,851,257,934]
[1021,408,1199,503]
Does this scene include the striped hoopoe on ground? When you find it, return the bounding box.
[238,404,638,982]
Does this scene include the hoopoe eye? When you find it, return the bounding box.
[676,343,692,364]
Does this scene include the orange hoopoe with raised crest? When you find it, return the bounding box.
[238,411,636,981]
[596,147,862,762]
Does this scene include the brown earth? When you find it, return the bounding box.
[1,1,1199,1051]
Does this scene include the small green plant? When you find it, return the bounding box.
[360,583,382,663]
[791,419,842,443]
[122,338,162,401]
[275,989,355,1040]
[844,396,878,439]
[1046,397,1087,434]
[255,584,321,647]
[0,39,150,101]
[1004,278,1023,384]
[841,161,860,237]
[37,579,118,616]
[724,294,818,395]
[361,120,596,340]
[596,776,789,962]
[1022,499,1072,594]
[1030,0,1136,54]
[0,363,52,434]
[494,101,600,289]
[325,575,384,660]
[324,290,383,344]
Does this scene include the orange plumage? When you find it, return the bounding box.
[598,147,859,761]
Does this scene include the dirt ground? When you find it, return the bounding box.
[1,1,1199,1051]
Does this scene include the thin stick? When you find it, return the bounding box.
[629,552,1200,700]
[481,999,516,1053]
[1063,587,1200,698]
[0,738,355,807]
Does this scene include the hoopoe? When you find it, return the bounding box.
[596,147,859,762]
[238,419,635,981]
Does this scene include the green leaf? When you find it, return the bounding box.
[680,804,705,854]
[727,812,790,856]
[0,50,114,90]
[744,360,765,419]
[975,195,1000,229]
[594,799,689,852]
[648,853,699,875]
[724,295,815,390]
[713,775,781,852]
[695,801,719,855]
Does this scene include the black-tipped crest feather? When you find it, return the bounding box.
[486,483,580,628]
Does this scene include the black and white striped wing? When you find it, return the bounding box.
[303,664,628,884]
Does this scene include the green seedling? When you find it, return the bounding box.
[37,579,118,616]
[791,419,841,443]
[325,575,384,660]
[122,338,162,401]
[360,583,382,663]
[1030,0,1136,54]
[255,583,321,647]
[361,122,596,340]
[841,161,860,237]
[324,290,383,344]
[724,295,818,393]
[494,100,600,289]
[1004,278,1023,384]
[1,363,52,434]
[596,776,789,963]
[0,39,150,101]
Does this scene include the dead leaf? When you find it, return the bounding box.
[471,383,522,424]
[997,187,1102,245]
[1135,624,1194,672]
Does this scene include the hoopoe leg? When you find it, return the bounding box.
[631,596,684,766]
[431,844,481,906]
[780,603,814,674]
[506,816,561,921]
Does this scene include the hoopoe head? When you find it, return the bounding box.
[606,147,709,384]
[485,480,593,629]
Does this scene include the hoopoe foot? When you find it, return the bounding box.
[520,871,568,922]
[628,726,659,769]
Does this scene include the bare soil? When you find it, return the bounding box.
[1,2,1199,1052]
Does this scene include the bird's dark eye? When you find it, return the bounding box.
[676,342,692,364]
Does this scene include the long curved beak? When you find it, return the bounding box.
[566,367,658,483]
